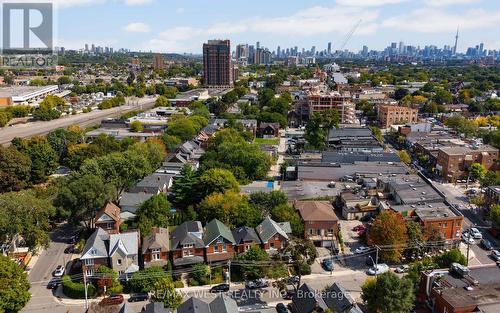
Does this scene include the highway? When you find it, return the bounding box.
[0,97,156,145]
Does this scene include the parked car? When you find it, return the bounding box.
[367,263,389,275]
[470,228,483,239]
[276,303,288,313]
[128,293,149,302]
[100,294,124,306]
[481,239,493,250]
[53,265,65,277]
[245,278,269,289]
[355,246,371,254]
[46,279,61,289]
[68,234,79,244]
[352,225,366,232]
[491,250,500,262]
[210,283,230,293]
[461,233,475,245]
[395,265,409,273]
[322,258,334,271]
[64,245,80,254]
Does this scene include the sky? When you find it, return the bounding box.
[49,0,500,54]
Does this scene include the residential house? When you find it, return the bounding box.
[93,202,122,234]
[142,227,169,268]
[336,191,379,220]
[142,302,173,313]
[177,295,238,313]
[203,219,236,263]
[255,216,290,252]
[119,192,154,220]
[80,228,140,278]
[485,185,500,210]
[232,226,262,254]
[170,221,205,268]
[289,283,362,313]
[128,173,174,194]
[293,201,339,248]
[258,122,280,138]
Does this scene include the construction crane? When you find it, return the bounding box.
[334,19,362,52]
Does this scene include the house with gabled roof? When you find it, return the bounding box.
[170,221,205,268]
[289,283,328,313]
[94,202,121,234]
[80,228,139,278]
[255,216,290,252]
[142,227,169,268]
[177,295,238,313]
[203,219,236,263]
[231,226,262,254]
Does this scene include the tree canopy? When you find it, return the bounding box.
[367,210,408,263]
[0,255,31,313]
[361,272,414,313]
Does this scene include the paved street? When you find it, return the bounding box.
[0,97,156,145]
[22,224,81,313]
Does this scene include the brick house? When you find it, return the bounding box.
[142,227,169,268]
[436,146,498,183]
[170,221,205,268]
[255,216,290,252]
[294,200,339,248]
[94,202,121,234]
[257,122,280,138]
[203,219,236,263]
[414,207,463,242]
[232,226,262,254]
[80,228,139,278]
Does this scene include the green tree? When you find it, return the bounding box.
[271,204,304,237]
[0,146,31,192]
[151,278,183,309]
[396,150,412,165]
[250,191,288,215]
[469,163,487,181]
[361,272,415,313]
[305,109,339,150]
[433,248,467,268]
[47,127,84,163]
[166,118,196,141]
[197,191,261,227]
[369,126,383,143]
[236,246,270,280]
[169,164,197,207]
[0,111,11,127]
[129,121,144,132]
[196,168,240,201]
[0,255,31,313]
[0,190,55,251]
[490,204,500,228]
[189,263,210,285]
[136,194,173,236]
[129,267,168,293]
[18,137,59,184]
[405,221,424,258]
[155,95,170,107]
[55,174,114,229]
[481,171,500,187]
[368,210,408,263]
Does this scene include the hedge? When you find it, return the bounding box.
[173,280,184,288]
[62,275,96,299]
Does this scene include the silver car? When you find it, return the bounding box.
[367,263,389,275]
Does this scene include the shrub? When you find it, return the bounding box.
[173,281,184,288]
[62,275,96,299]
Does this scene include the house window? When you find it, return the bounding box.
[152,248,161,260]
[183,249,193,257]
[309,229,314,235]
[183,243,194,249]
[245,244,250,251]
[317,229,322,235]
[328,229,334,236]
[86,268,94,276]
[270,242,275,248]
[222,244,227,252]
[117,259,122,266]
[106,222,113,229]
[84,259,94,266]
[214,245,219,253]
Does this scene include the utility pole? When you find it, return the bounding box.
[375,245,379,277]
[227,260,231,286]
[83,269,88,311]
[466,225,472,266]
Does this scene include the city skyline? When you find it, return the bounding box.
[53,0,500,54]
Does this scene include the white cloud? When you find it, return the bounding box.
[423,0,480,7]
[124,22,151,33]
[381,8,500,33]
[144,5,380,52]
[123,0,154,5]
[176,7,185,14]
[336,0,408,7]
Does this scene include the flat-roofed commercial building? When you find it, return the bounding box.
[0,85,58,106]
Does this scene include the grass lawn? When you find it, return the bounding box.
[254,137,279,145]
